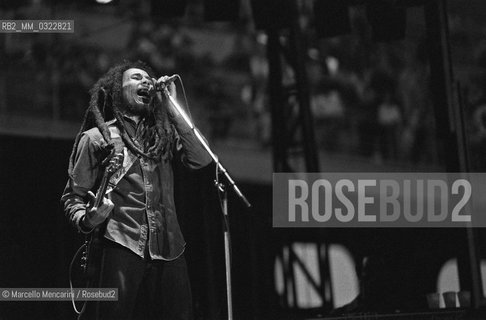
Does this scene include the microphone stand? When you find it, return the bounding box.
[162,87,251,320]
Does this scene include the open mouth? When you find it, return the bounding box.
[137,88,151,104]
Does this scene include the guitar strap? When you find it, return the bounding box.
[105,123,139,194]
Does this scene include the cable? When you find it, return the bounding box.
[174,75,193,122]
[69,243,88,315]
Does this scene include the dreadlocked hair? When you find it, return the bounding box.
[68,60,175,177]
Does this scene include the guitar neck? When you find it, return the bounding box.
[91,152,122,209]
[93,171,110,209]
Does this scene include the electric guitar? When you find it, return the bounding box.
[80,151,123,279]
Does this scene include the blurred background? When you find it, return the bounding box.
[2,0,486,319]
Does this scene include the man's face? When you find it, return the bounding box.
[122,68,154,115]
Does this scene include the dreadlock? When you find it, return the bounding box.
[68,60,175,177]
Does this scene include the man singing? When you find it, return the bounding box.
[61,60,211,319]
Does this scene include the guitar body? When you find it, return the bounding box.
[81,224,106,281]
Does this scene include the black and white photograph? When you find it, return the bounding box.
[1,0,486,319]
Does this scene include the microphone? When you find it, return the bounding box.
[154,75,178,91]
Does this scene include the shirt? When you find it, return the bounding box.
[61,117,212,260]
